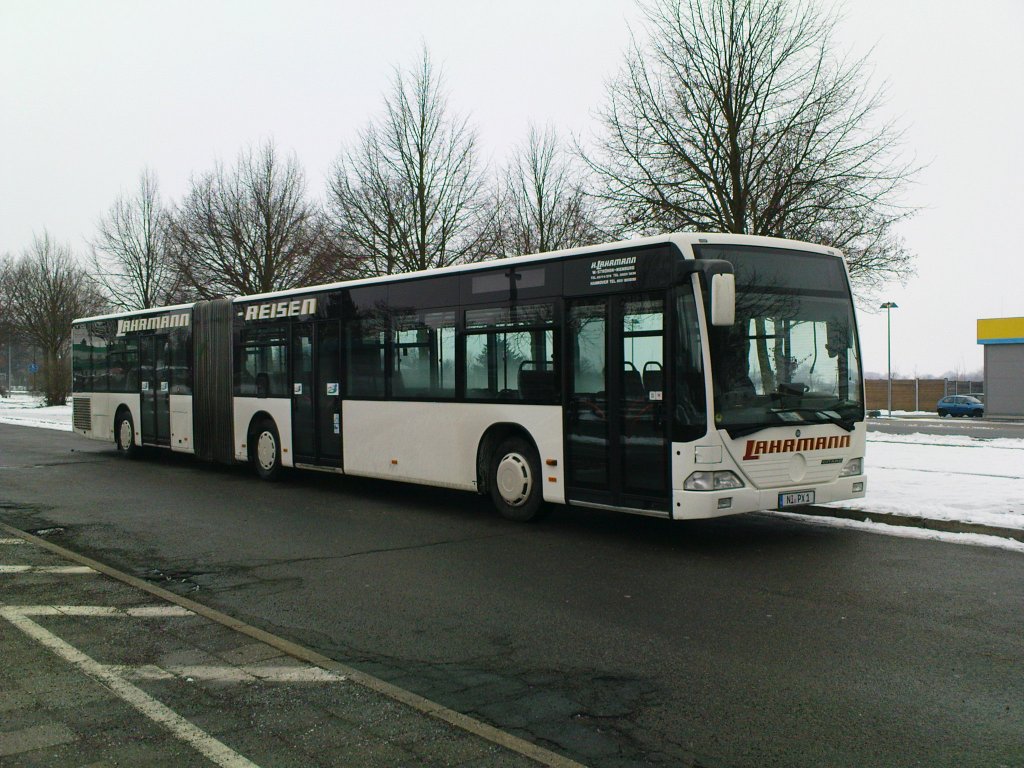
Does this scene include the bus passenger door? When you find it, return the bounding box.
[316,321,342,467]
[291,324,316,464]
[620,296,667,502]
[565,294,669,512]
[566,301,610,494]
[291,321,342,468]
[139,334,170,446]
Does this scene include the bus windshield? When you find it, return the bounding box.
[697,244,863,437]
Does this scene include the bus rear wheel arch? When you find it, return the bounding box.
[482,430,547,522]
[249,417,282,481]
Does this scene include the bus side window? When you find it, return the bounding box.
[674,289,707,439]
[108,338,126,391]
[391,310,456,399]
[169,328,192,395]
[91,325,109,392]
[236,327,288,397]
[346,314,386,398]
[464,304,556,402]
[124,337,139,391]
[72,325,90,392]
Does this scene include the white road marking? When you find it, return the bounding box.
[126,606,195,617]
[0,607,261,768]
[0,565,95,574]
[108,664,347,683]
[13,605,194,617]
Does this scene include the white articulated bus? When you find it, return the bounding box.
[71,233,866,521]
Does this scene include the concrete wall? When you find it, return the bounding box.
[865,379,948,412]
[864,379,984,412]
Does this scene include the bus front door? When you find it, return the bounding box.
[565,294,669,513]
[291,321,342,468]
[139,334,170,446]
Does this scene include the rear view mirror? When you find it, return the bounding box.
[710,273,735,326]
[826,320,848,358]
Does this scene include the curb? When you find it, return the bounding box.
[798,506,1024,542]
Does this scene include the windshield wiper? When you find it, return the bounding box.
[725,423,772,438]
[721,406,859,439]
[771,407,856,432]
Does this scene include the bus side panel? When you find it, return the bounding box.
[72,392,95,439]
[80,392,114,443]
[169,394,194,454]
[341,401,565,502]
[81,392,140,446]
[233,397,294,467]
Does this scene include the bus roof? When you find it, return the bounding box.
[73,301,196,325]
[230,231,840,305]
[74,232,841,323]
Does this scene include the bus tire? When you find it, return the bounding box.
[251,418,282,481]
[489,436,546,522]
[114,410,139,459]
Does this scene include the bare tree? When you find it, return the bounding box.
[498,124,607,257]
[169,140,334,299]
[0,255,13,396]
[328,48,492,276]
[1,233,106,405]
[587,0,917,290]
[90,168,176,311]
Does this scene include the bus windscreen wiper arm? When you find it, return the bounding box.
[771,407,856,432]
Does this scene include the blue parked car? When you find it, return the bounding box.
[936,395,984,418]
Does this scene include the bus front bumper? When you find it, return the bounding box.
[672,475,867,520]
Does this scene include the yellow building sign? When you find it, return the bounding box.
[977,317,1024,345]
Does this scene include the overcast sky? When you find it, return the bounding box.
[2,0,1022,377]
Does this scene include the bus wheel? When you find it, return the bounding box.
[252,419,282,481]
[114,411,138,459]
[490,437,546,522]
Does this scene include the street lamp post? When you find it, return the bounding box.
[880,301,898,417]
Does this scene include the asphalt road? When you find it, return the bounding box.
[1,423,1022,768]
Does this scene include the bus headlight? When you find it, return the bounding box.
[684,471,745,491]
[839,458,863,477]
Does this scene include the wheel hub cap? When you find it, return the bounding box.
[257,431,277,470]
[119,420,132,448]
[496,453,531,507]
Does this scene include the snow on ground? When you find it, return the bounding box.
[1,393,1022,543]
[830,432,1024,531]
[770,511,1024,554]
[0,393,72,431]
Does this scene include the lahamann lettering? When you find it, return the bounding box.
[244,297,318,321]
[743,435,851,460]
[116,313,190,336]
[593,256,637,270]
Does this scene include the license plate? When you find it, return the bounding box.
[778,490,815,508]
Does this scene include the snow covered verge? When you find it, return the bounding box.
[769,511,1024,554]
[1,394,1021,546]
[833,433,1024,532]
[0,393,72,431]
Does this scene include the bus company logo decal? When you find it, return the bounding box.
[589,255,638,287]
[244,297,318,321]
[116,313,190,336]
[742,435,851,461]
